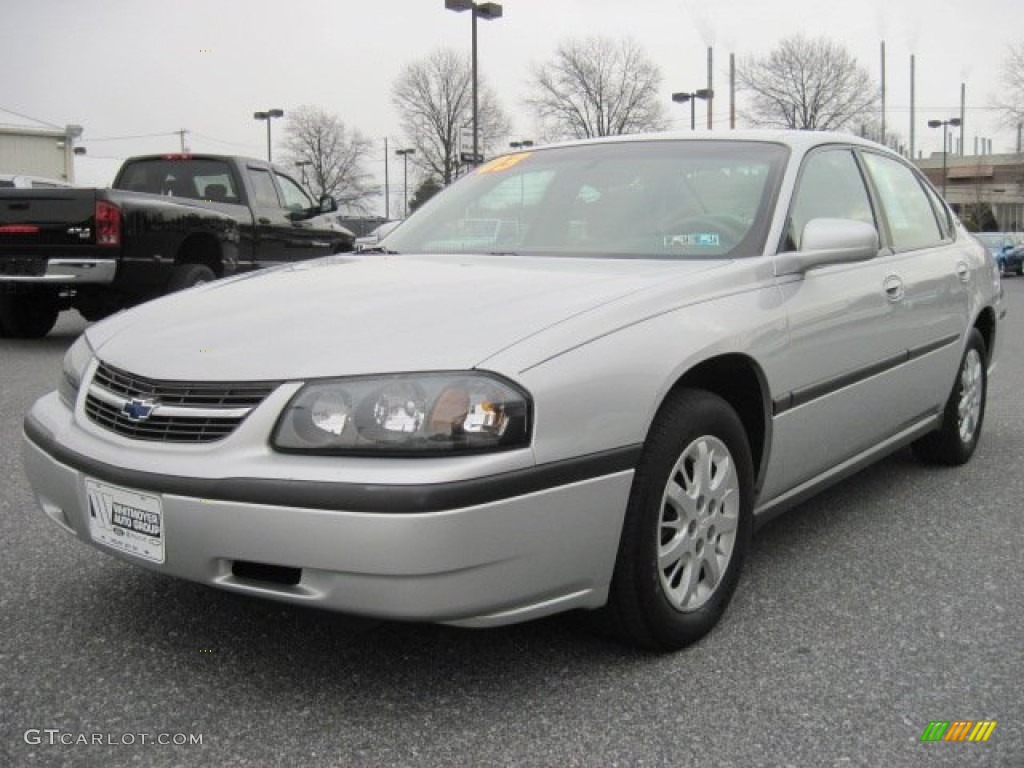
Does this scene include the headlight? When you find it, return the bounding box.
[58,334,94,408]
[272,372,531,455]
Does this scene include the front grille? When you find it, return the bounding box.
[84,361,278,443]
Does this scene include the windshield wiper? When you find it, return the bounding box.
[357,246,400,254]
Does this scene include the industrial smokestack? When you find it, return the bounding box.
[909,55,915,158]
[880,41,886,146]
[707,47,713,129]
[960,83,966,156]
[730,52,735,130]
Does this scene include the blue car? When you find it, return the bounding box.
[974,233,1024,276]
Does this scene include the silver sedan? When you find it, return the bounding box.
[23,131,1003,651]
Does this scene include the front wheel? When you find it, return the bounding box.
[603,389,754,651]
[912,329,987,466]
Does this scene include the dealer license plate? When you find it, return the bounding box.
[85,478,165,564]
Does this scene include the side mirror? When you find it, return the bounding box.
[319,195,337,214]
[775,218,879,276]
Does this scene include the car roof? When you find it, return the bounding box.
[517,129,895,156]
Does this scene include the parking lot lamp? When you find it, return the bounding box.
[927,117,961,196]
[253,109,284,162]
[671,89,713,131]
[445,1,503,167]
[396,148,416,218]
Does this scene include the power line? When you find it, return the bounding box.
[0,105,64,129]
[85,131,182,142]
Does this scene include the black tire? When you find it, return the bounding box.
[602,389,754,651]
[1017,262,1023,277]
[0,289,60,339]
[165,263,216,294]
[912,329,987,466]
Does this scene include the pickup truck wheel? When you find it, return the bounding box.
[166,263,215,294]
[602,389,753,651]
[0,289,60,339]
[912,329,987,466]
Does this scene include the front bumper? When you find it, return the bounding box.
[22,392,636,627]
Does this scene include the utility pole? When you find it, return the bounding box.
[177,129,188,152]
[384,137,390,220]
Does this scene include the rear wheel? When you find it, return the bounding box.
[603,389,754,651]
[912,329,987,466]
[0,288,60,338]
[165,263,215,294]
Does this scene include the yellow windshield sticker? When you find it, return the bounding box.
[476,153,532,174]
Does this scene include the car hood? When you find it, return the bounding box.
[86,254,728,381]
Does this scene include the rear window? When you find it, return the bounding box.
[116,159,241,202]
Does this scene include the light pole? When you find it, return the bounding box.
[396,148,415,218]
[295,160,311,188]
[927,117,961,197]
[445,0,503,168]
[253,109,284,162]
[509,140,534,150]
[671,89,713,130]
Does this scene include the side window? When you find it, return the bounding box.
[275,173,313,212]
[249,168,281,208]
[862,153,944,251]
[788,149,875,250]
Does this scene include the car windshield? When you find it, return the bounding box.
[386,140,788,259]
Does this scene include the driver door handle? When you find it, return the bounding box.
[883,274,905,302]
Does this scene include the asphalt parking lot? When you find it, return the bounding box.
[2,281,1022,768]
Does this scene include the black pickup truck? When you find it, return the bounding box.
[0,154,354,337]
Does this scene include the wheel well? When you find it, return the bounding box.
[176,235,223,277]
[669,355,769,487]
[974,307,996,364]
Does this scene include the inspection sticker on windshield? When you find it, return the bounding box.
[665,233,720,248]
[476,153,531,174]
[86,478,165,564]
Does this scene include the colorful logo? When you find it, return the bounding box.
[920,721,997,742]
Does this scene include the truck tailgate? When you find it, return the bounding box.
[0,189,97,248]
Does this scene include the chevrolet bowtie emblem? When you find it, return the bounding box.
[122,398,157,421]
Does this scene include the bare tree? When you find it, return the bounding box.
[992,42,1024,130]
[281,105,378,213]
[736,35,878,131]
[525,36,668,140]
[391,48,510,185]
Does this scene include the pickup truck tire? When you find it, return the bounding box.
[0,288,60,339]
[166,263,215,294]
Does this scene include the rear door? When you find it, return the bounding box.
[858,150,968,407]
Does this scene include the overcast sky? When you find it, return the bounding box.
[3,0,1022,211]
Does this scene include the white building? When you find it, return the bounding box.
[0,124,83,184]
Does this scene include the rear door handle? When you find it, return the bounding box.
[883,274,905,302]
